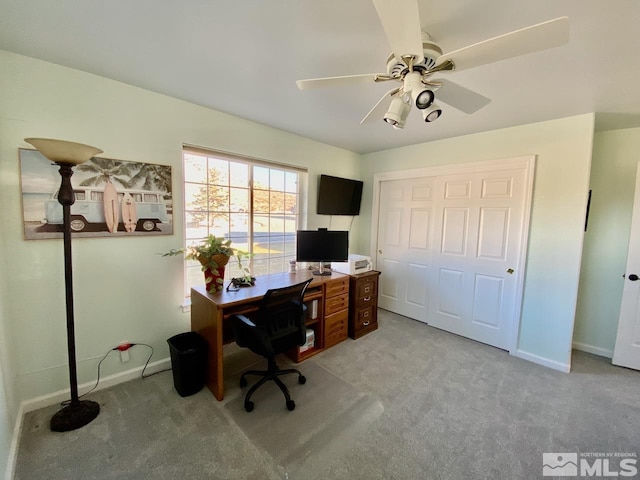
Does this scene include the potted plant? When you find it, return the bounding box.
[162,235,234,293]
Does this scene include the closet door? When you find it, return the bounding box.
[427,168,528,350]
[375,159,532,351]
[377,177,436,320]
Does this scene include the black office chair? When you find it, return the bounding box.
[230,278,313,412]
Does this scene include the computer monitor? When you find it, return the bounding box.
[296,229,349,276]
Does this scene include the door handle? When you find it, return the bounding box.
[629,274,639,281]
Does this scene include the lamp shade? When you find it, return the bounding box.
[24,138,103,165]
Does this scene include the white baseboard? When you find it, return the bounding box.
[5,357,170,480]
[4,403,24,480]
[21,357,171,414]
[571,341,614,359]
[512,349,571,373]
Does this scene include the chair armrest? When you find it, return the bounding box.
[233,314,256,329]
[230,314,259,348]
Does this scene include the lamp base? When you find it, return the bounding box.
[50,400,100,432]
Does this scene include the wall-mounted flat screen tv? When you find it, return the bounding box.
[317,174,363,216]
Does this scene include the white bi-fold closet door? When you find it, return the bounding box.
[375,156,534,351]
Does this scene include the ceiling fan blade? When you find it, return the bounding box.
[437,17,569,72]
[360,87,401,124]
[296,73,387,90]
[433,79,491,114]
[372,0,424,64]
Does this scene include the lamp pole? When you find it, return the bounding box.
[24,138,102,432]
[58,163,81,405]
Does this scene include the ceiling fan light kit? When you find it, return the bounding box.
[383,96,410,127]
[296,0,569,130]
[422,103,442,123]
[414,88,435,110]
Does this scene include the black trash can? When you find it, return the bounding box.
[167,331,208,397]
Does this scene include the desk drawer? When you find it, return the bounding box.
[325,309,348,348]
[325,276,349,298]
[325,293,348,316]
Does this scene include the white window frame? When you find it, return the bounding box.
[182,145,307,299]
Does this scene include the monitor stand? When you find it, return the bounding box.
[312,261,332,276]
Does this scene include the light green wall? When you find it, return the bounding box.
[0,50,361,417]
[0,113,17,480]
[360,114,595,369]
[573,127,640,356]
[0,283,12,480]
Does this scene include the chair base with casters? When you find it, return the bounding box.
[231,278,313,413]
[239,356,306,412]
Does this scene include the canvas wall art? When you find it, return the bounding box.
[20,148,173,240]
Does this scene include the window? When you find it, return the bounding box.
[183,147,306,296]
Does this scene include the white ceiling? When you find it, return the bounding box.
[1,0,640,154]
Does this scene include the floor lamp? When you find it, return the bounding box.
[25,138,104,432]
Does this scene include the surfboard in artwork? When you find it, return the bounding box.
[103,181,119,233]
[121,192,138,232]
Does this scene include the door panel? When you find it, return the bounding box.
[384,208,402,246]
[406,263,429,309]
[477,207,510,259]
[380,258,400,300]
[409,208,431,249]
[441,207,469,255]
[437,268,465,319]
[472,274,503,328]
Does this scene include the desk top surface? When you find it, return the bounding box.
[191,269,347,308]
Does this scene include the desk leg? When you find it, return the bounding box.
[191,291,224,400]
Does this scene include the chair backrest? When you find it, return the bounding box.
[257,278,313,350]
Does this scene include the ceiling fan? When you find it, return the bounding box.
[296,0,569,129]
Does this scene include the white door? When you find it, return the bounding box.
[426,168,528,350]
[375,157,533,351]
[377,177,436,320]
[612,163,640,370]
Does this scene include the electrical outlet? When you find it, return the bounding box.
[120,349,130,362]
[118,343,132,363]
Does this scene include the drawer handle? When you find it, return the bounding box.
[363,296,371,302]
[363,321,370,326]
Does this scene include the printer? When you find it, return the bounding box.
[331,254,373,275]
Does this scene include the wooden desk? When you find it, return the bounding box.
[191,270,348,401]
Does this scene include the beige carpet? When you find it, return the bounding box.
[13,309,640,479]
[225,361,383,479]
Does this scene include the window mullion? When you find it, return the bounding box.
[248,170,255,272]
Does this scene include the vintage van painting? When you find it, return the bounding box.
[20,148,173,239]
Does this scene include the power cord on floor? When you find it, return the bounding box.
[136,343,172,379]
[60,342,172,407]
